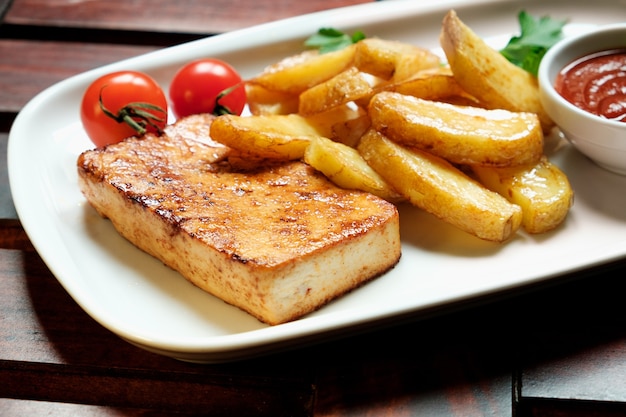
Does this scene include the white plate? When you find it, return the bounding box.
[8,0,626,362]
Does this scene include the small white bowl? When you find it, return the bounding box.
[538,23,626,175]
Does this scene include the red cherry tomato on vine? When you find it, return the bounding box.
[80,71,168,148]
[169,58,247,118]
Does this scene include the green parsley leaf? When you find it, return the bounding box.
[500,11,567,77]
[304,28,366,54]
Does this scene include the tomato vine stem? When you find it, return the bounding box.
[99,86,167,136]
[212,82,245,115]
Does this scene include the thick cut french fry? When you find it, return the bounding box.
[375,66,471,102]
[304,136,402,202]
[392,50,445,83]
[439,10,554,132]
[369,91,544,167]
[298,67,374,116]
[251,47,356,95]
[209,114,322,160]
[354,38,441,81]
[245,83,300,116]
[471,156,574,234]
[305,104,371,148]
[358,128,522,242]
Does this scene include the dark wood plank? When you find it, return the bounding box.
[0,399,155,417]
[4,0,373,35]
[0,0,11,16]
[0,220,30,250]
[0,40,158,114]
[314,312,514,416]
[1,362,313,416]
[516,261,626,415]
[512,260,626,416]
[0,249,314,416]
[519,401,626,417]
[0,133,16,219]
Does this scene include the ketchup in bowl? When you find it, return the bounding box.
[555,49,626,122]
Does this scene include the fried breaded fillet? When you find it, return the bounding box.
[77,114,401,325]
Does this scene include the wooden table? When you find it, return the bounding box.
[2,0,626,415]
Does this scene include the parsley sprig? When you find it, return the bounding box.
[500,11,567,76]
[304,28,366,54]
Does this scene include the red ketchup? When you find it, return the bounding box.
[555,49,626,122]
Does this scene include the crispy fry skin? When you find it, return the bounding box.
[298,67,374,116]
[375,66,472,101]
[245,83,300,116]
[304,104,371,148]
[440,10,554,132]
[471,156,574,234]
[251,46,357,95]
[358,128,522,242]
[354,37,441,81]
[209,113,321,160]
[304,136,403,202]
[369,92,544,167]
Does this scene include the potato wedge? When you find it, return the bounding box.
[245,83,300,116]
[304,136,402,202]
[376,66,471,101]
[369,91,544,167]
[358,128,522,242]
[392,49,446,83]
[471,156,574,234]
[440,10,554,132]
[298,67,374,116]
[305,104,371,148]
[354,38,441,81]
[210,114,322,160]
[251,47,356,95]
[325,113,371,148]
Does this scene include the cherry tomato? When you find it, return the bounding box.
[169,58,246,118]
[80,71,168,147]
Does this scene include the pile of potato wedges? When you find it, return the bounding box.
[209,10,574,243]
